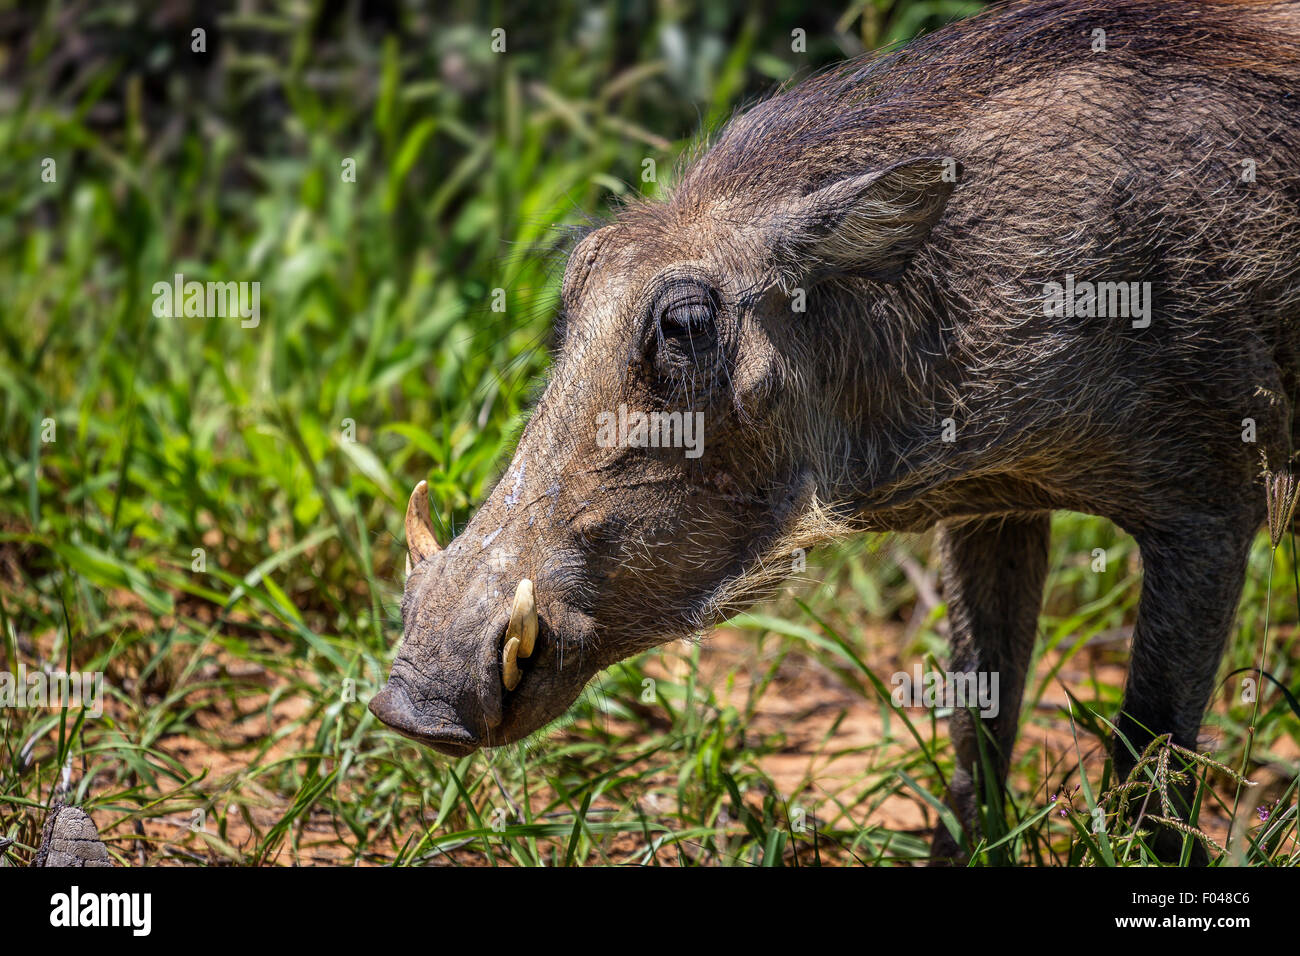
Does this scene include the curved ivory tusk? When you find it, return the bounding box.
[405,480,440,565]
[506,579,537,658]
[502,636,522,691]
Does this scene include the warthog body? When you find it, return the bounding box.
[373,0,1300,860]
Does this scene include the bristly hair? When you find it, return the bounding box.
[667,0,1300,211]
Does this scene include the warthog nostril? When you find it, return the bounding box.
[501,578,537,691]
[368,681,481,753]
[368,682,420,734]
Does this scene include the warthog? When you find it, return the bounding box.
[372,0,1300,861]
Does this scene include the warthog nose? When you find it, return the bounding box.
[368,680,484,756]
[368,682,419,734]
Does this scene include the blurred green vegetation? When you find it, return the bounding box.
[0,0,1295,866]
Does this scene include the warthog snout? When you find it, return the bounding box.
[368,483,494,753]
[372,481,607,752]
[369,573,538,754]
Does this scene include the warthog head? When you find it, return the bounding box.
[369,144,961,755]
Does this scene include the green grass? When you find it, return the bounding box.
[1,0,1296,866]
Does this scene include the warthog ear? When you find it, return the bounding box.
[779,156,960,282]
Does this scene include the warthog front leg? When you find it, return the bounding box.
[1115,515,1255,863]
[930,512,1050,865]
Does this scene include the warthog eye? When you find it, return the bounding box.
[655,282,718,353]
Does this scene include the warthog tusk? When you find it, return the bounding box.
[507,578,537,658]
[502,581,535,692]
[502,636,522,691]
[405,480,440,566]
